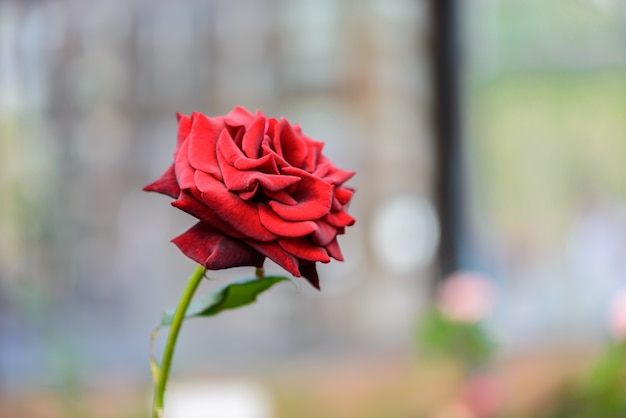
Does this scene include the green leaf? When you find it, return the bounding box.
[159,275,289,327]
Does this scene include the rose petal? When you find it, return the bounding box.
[174,139,196,190]
[279,238,330,263]
[264,189,297,205]
[224,105,255,127]
[241,116,265,159]
[268,167,333,221]
[172,190,244,238]
[322,165,355,186]
[238,183,259,201]
[279,120,308,168]
[299,263,320,290]
[269,118,284,156]
[324,210,355,228]
[259,204,317,237]
[172,222,264,270]
[311,220,337,246]
[334,186,354,205]
[247,240,301,277]
[218,131,300,192]
[302,137,324,172]
[325,238,344,261]
[260,140,288,169]
[143,164,181,198]
[187,112,223,180]
[176,112,193,147]
[233,152,279,173]
[193,171,276,241]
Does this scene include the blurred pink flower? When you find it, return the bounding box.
[437,271,495,323]
[609,288,626,339]
[460,372,503,418]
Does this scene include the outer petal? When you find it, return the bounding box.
[325,238,344,261]
[172,223,264,270]
[174,139,196,190]
[278,238,330,263]
[177,112,193,147]
[246,240,301,278]
[324,210,356,228]
[224,105,256,127]
[334,187,354,205]
[315,155,355,185]
[143,164,180,198]
[299,263,320,290]
[172,190,244,238]
[311,220,337,246]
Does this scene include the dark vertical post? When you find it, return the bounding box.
[431,0,463,281]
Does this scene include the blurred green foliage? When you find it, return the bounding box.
[417,309,495,370]
[540,340,626,418]
[469,70,626,245]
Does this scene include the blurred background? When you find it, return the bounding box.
[1,0,626,417]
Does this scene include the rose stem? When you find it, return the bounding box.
[152,264,207,418]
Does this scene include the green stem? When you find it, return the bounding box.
[152,264,207,418]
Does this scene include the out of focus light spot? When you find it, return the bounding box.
[166,379,273,418]
[370,195,439,275]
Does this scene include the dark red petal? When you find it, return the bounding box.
[177,112,193,147]
[259,204,317,237]
[324,167,355,186]
[217,131,300,192]
[264,189,297,205]
[325,238,344,261]
[268,167,333,221]
[187,112,223,180]
[172,222,264,270]
[241,117,265,159]
[143,164,181,198]
[324,210,356,228]
[311,220,337,246]
[238,183,260,201]
[172,190,244,238]
[224,105,255,127]
[278,238,330,263]
[302,136,324,173]
[174,139,196,190]
[233,152,278,173]
[193,170,276,241]
[247,240,301,277]
[334,186,354,205]
[270,119,284,156]
[279,120,308,168]
[261,139,289,169]
[299,263,320,290]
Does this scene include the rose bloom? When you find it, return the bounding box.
[144,106,355,289]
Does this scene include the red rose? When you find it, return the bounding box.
[144,106,355,289]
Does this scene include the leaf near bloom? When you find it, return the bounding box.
[159,275,289,326]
